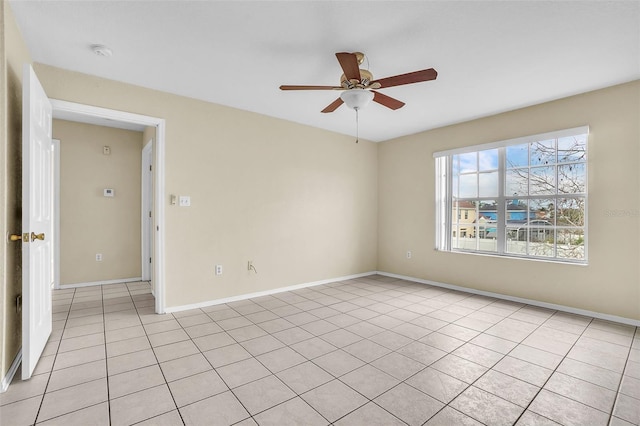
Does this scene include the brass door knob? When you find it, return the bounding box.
[9,234,23,242]
[31,232,45,242]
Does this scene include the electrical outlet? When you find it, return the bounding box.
[96,253,103,261]
[179,196,191,207]
[215,265,223,275]
[406,251,412,259]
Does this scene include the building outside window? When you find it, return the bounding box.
[435,127,588,263]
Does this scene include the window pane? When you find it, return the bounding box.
[478,200,497,252]
[506,227,527,255]
[459,174,477,198]
[530,166,556,195]
[453,201,477,225]
[454,226,477,251]
[556,197,585,227]
[506,144,528,168]
[557,135,587,163]
[530,140,555,166]
[505,169,528,196]
[506,199,529,225]
[529,199,555,226]
[457,152,477,173]
[479,149,498,171]
[479,171,498,197]
[528,234,554,257]
[556,228,585,260]
[479,201,498,221]
[558,163,586,194]
[527,220,554,243]
[452,226,461,249]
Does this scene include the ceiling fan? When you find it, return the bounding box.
[279,52,438,113]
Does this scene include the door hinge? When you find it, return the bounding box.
[149,257,152,263]
[149,211,152,218]
[149,165,152,171]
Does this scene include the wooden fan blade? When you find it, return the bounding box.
[335,52,361,81]
[321,98,344,113]
[371,68,437,89]
[280,85,342,90]
[372,91,405,110]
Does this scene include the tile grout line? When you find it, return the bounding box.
[246,279,468,424]
[183,281,405,423]
[607,326,639,424]
[510,315,595,425]
[170,279,561,425]
[431,298,635,424]
[32,288,76,425]
[131,281,186,426]
[388,300,555,425]
[401,299,598,424]
[186,298,334,424]
[100,285,113,425]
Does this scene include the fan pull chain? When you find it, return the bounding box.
[355,108,359,144]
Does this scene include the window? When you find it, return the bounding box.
[435,127,588,263]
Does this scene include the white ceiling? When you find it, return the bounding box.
[9,1,640,142]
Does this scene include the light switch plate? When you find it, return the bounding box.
[179,196,191,207]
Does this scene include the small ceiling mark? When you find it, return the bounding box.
[91,44,113,58]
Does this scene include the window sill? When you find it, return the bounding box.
[435,248,588,266]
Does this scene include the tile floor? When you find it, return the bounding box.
[1,275,639,426]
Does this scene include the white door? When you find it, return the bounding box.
[21,64,53,380]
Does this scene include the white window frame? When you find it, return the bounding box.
[434,126,589,264]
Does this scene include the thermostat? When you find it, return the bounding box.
[104,188,115,197]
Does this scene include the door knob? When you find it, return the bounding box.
[30,232,45,242]
[8,234,26,242]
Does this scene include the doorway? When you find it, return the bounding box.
[50,99,166,314]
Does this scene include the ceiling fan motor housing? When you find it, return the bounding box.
[341,69,373,88]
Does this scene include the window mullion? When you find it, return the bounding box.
[497,148,506,254]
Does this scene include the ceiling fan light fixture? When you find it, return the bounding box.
[340,89,374,110]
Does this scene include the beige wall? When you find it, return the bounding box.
[54,120,143,284]
[1,2,32,384]
[378,80,640,321]
[35,64,379,308]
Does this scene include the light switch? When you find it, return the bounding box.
[179,196,191,207]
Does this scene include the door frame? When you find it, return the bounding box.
[141,140,153,283]
[53,139,60,290]
[50,99,166,314]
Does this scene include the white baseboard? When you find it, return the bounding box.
[60,277,143,289]
[0,349,22,393]
[377,271,640,327]
[165,271,378,313]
